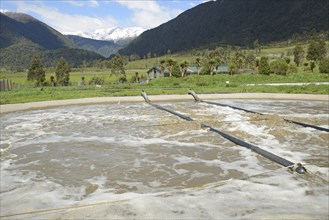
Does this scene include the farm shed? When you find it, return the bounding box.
[186,65,203,75]
[147,66,170,80]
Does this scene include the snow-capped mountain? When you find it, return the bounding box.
[64,27,145,46]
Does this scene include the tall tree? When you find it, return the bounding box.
[27,55,45,86]
[293,45,305,66]
[208,59,216,75]
[228,60,236,76]
[233,52,246,69]
[166,58,176,77]
[195,57,202,75]
[319,57,329,73]
[306,40,327,62]
[55,57,71,86]
[111,54,126,75]
[246,53,256,69]
[179,60,189,77]
[160,59,166,77]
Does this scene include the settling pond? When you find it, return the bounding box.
[1,99,328,219]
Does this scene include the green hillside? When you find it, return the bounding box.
[0,12,105,70]
[0,12,75,49]
[120,0,329,57]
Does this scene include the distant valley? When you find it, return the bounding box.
[64,27,145,46]
[0,11,144,69]
[65,27,145,58]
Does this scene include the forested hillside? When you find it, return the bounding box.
[120,0,329,57]
[0,12,74,50]
[0,12,105,70]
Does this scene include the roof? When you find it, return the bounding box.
[147,66,161,74]
[147,66,170,74]
[186,65,199,73]
[216,64,229,73]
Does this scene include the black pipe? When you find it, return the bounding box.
[283,119,329,132]
[141,90,193,121]
[141,90,306,174]
[188,90,329,132]
[202,100,263,115]
[151,103,194,121]
[201,124,294,167]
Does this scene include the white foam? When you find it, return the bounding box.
[0,100,328,219]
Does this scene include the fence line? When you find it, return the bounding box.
[0,79,18,92]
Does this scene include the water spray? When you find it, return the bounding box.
[187,90,329,132]
[142,90,307,175]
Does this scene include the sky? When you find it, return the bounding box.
[0,0,210,33]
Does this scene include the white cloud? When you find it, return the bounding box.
[88,0,99,8]
[114,0,183,29]
[12,1,117,33]
[65,0,99,8]
[65,1,85,7]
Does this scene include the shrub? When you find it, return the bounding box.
[288,63,298,74]
[171,64,181,78]
[284,57,291,64]
[310,61,316,72]
[258,57,271,75]
[319,58,329,73]
[270,59,288,75]
[118,75,127,83]
[89,77,104,85]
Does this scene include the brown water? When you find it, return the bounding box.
[1,99,328,219]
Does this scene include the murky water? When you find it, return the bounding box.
[1,99,328,219]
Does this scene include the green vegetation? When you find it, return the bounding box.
[270,59,288,75]
[258,57,271,75]
[319,58,329,73]
[293,45,305,66]
[1,36,329,105]
[27,55,46,86]
[119,0,329,57]
[0,12,104,71]
[306,40,327,62]
[1,71,328,104]
[55,57,71,86]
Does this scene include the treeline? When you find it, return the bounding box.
[78,38,329,76]
[93,39,329,77]
[147,39,329,76]
[26,53,129,87]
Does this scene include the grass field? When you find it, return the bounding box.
[1,70,328,104]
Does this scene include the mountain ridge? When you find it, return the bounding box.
[0,11,75,50]
[64,27,145,46]
[65,35,122,58]
[0,11,104,69]
[119,0,329,56]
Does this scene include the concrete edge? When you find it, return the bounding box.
[1,93,328,114]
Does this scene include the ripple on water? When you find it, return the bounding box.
[0,100,328,219]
